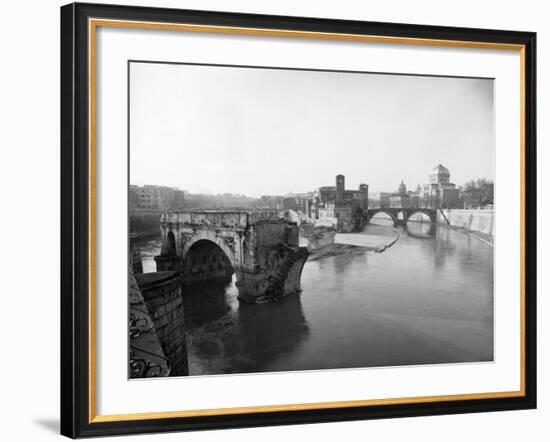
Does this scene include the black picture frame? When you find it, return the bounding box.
[61,2,537,438]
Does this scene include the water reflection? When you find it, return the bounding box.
[183,278,309,375]
[236,294,309,372]
[292,225,493,370]
[404,222,436,239]
[369,214,394,227]
[182,280,233,328]
[333,251,366,274]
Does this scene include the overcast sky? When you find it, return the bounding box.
[130,62,494,196]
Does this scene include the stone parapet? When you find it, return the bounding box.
[129,267,171,378]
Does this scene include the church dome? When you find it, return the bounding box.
[397,180,407,194]
[429,164,450,184]
[431,164,450,176]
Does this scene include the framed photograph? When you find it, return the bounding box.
[60,2,536,438]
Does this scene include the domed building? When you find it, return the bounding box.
[397,180,407,195]
[429,164,451,184]
[421,164,460,209]
[390,180,412,208]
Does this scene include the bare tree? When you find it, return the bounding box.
[463,178,494,208]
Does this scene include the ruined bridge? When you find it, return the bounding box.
[155,211,309,303]
[365,208,437,226]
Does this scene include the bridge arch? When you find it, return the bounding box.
[179,233,237,286]
[368,209,397,225]
[407,209,436,224]
[166,231,177,255]
[405,223,436,238]
[180,230,239,269]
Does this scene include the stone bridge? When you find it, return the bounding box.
[365,208,437,226]
[155,211,309,303]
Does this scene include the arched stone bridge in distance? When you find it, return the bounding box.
[365,208,437,226]
[154,211,310,304]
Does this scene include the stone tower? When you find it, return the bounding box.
[359,183,369,210]
[336,174,345,201]
[398,180,407,195]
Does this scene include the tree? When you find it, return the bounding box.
[462,178,494,208]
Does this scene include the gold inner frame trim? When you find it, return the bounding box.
[88,18,527,424]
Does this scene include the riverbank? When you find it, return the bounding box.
[300,224,399,261]
[443,224,494,246]
[335,224,400,252]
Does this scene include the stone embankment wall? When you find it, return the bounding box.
[135,271,188,376]
[437,209,494,236]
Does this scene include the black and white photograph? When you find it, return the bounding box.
[128,61,495,378]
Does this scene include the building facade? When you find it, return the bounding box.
[317,201,354,231]
[312,175,369,232]
[368,192,391,209]
[130,184,185,210]
[389,180,412,208]
[420,164,460,209]
[313,175,369,211]
[390,194,411,208]
[255,195,284,211]
[282,193,313,217]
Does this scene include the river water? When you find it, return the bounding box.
[137,219,493,376]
